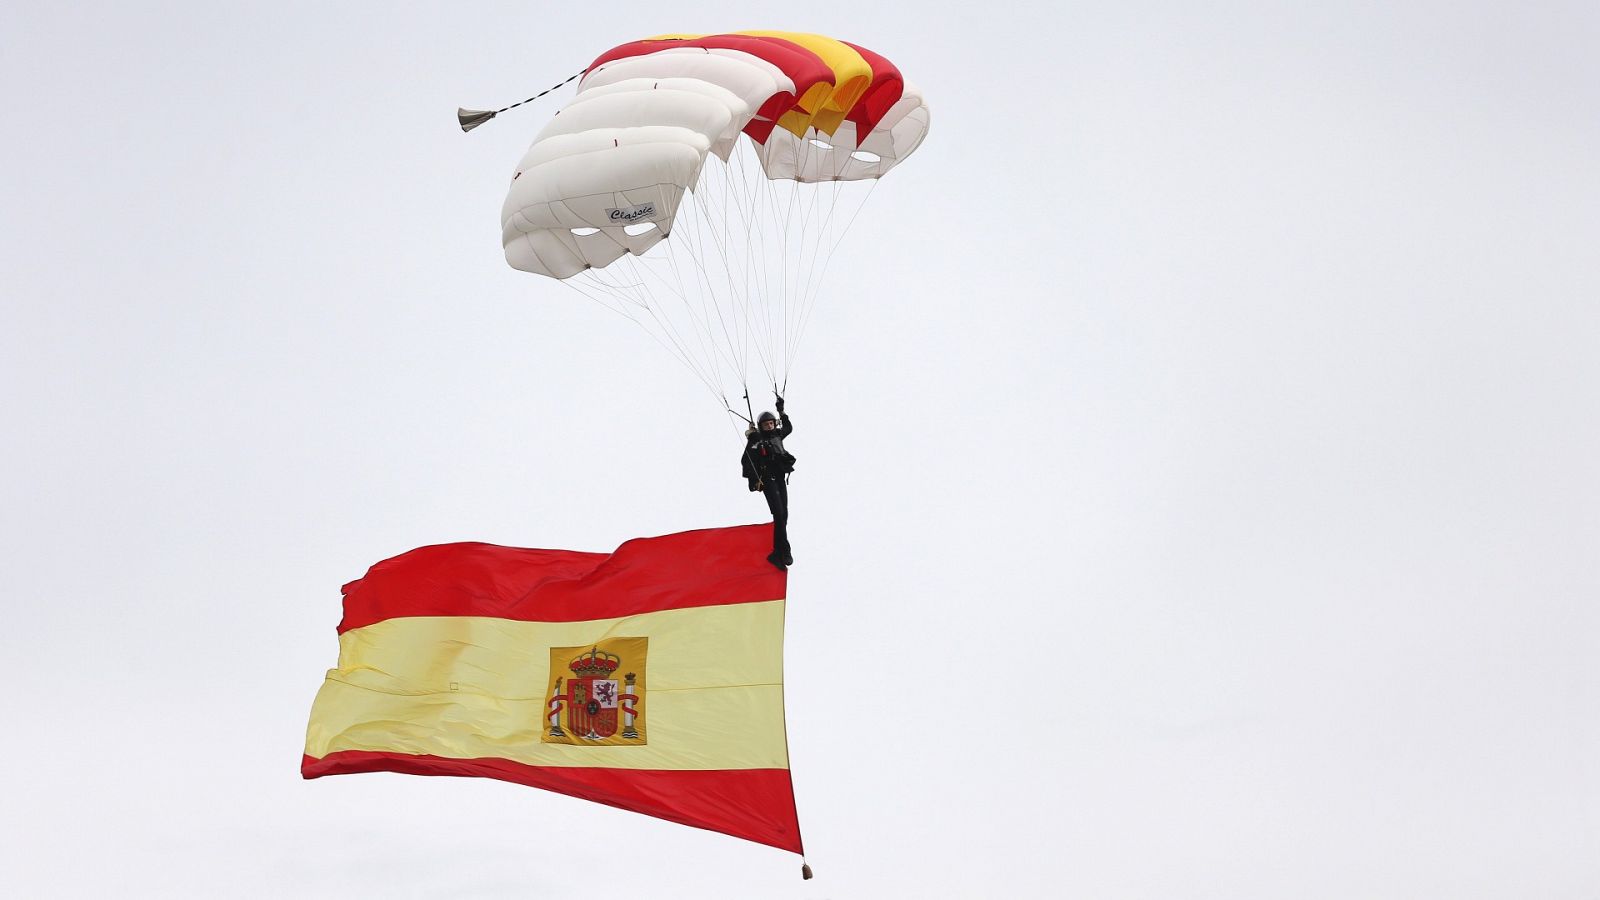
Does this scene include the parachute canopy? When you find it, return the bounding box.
[503,31,929,278]
[500,31,930,409]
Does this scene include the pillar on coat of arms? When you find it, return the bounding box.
[622,672,639,739]
[546,676,566,737]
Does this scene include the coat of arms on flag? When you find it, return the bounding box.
[542,637,648,745]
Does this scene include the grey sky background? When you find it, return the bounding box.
[3,1,1597,897]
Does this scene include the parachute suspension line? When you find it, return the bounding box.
[558,276,699,382]
[773,173,794,382]
[713,146,777,388]
[792,169,844,347]
[717,150,749,382]
[733,145,768,379]
[709,163,762,389]
[726,151,764,389]
[613,242,704,362]
[786,170,834,373]
[774,136,809,390]
[619,169,760,400]
[612,248,734,397]
[773,141,798,385]
[652,210,701,369]
[659,216,699,368]
[759,148,790,386]
[728,151,764,388]
[733,146,769,383]
[625,249,742,392]
[729,141,778,387]
[748,151,777,385]
[790,136,828,369]
[670,185,747,387]
[570,268,724,405]
[795,139,836,364]
[787,178,878,383]
[781,136,832,382]
[605,254,711,381]
[651,203,719,379]
[787,140,825,365]
[688,163,756,388]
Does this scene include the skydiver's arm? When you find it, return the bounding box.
[779,414,793,437]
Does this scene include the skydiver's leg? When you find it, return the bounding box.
[760,481,780,521]
[771,480,790,561]
[777,479,791,564]
[762,480,789,568]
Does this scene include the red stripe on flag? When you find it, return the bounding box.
[302,750,804,853]
[336,524,784,633]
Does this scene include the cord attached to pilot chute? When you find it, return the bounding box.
[457,68,588,132]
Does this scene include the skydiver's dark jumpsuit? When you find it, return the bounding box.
[742,415,795,561]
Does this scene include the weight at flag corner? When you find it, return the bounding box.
[302,523,804,854]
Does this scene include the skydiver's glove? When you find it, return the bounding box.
[775,395,785,413]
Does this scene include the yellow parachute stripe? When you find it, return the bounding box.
[737,31,871,135]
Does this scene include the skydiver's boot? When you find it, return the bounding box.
[766,551,788,571]
[782,549,793,566]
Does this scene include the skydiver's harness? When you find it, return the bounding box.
[749,434,796,478]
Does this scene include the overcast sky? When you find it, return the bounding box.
[3,1,1598,897]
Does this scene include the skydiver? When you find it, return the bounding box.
[742,395,796,570]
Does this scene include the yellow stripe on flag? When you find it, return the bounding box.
[305,599,789,771]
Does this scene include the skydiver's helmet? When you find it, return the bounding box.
[758,411,778,431]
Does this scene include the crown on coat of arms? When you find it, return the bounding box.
[569,647,621,677]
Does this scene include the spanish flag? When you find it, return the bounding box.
[302,524,803,854]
